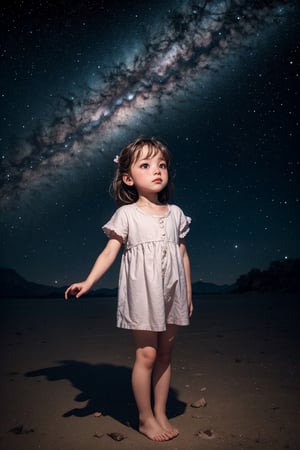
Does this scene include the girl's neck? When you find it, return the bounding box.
[136,196,168,212]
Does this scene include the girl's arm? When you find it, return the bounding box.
[65,233,122,299]
[179,238,193,317]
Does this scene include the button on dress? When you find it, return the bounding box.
[102,203,191,331]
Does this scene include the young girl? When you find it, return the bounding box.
[65,137,193,441]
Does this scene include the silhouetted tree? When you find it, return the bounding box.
[235,259,300,293]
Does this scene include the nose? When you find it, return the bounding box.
[153,164,161,174]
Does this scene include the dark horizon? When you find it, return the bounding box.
[2,258,300,299]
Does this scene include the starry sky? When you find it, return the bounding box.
[0,0,299,289]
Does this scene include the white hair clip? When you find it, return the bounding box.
[113,155,120,164]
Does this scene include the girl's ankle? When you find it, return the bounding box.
[139,413,155,424]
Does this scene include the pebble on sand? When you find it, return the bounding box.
[107,432,127,441]
[191,397,207,408]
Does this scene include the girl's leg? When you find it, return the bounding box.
[153,324,179,437]
[131,330,173,441]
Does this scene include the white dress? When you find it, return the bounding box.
[102,203,191,331]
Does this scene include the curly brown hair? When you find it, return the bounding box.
[111,137,173,205]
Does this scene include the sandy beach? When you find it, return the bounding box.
[0,293,299,450]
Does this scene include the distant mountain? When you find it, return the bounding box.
[0,268,118,298]
[0,267,234,298]
[192,280,235,294]
[0,268,65,298]
[91,287,118,297]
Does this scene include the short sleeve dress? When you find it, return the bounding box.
[102,203,191,331]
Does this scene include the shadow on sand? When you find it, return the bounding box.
[25,360,186,430]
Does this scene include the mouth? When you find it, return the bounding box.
[153,178,163,183]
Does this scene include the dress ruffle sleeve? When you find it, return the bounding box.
[102,207,128,242]
[178,209,191,239]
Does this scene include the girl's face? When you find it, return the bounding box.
[123,145,168,198]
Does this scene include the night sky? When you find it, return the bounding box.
[0,0,299,289]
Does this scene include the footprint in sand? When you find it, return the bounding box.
[195,429,216,439]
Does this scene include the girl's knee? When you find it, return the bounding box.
[136,346,157,368]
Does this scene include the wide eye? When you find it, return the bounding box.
[159,162,167,169]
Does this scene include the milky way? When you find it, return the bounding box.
[0,0,292,209]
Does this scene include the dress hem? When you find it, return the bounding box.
[116,322,190,332]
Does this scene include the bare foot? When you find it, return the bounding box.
[139,416,173,441]
[155,413,179,438]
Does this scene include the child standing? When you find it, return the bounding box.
[65,137,193,441]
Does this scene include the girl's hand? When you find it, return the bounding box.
[64,281,91,299]
[188,300,194,317]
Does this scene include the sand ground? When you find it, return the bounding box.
[0,293,299,450]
